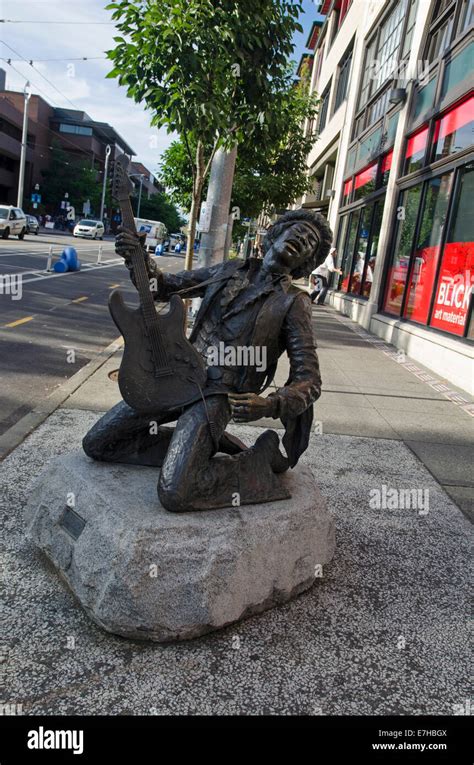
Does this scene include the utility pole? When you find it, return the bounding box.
[17,81,31,209]
[198,146,237,267]
[137,174,144,218]
[99,144,111,222]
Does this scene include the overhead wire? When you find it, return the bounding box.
[1,39,89,112]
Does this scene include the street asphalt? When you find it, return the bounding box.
[1,237,471,716]
[0,229,187,437]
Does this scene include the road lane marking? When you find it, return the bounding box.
[71,296,88,303]
[8,260,123,285]
[3,316,34,328]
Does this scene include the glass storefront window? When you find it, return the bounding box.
[342,178,353,205]
[333,213,349,287]
[432,96,474,162]
[412,78,436,122]
[349,205,373,295]
[403,172,454,324]
[380,150,393,186]
[356,126,382,169]
[383,184,423,315]
[430,163,474,336]
[336,198,385,298]
[361,201,384,298]
[345,145,357,176]
[404,126,429,174]
[340,211,360,292]
[353,162,377,201]
[440,42,474,101]
[385,110,400,146]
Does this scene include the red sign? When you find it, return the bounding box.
[354,162,377,190]
[433,96,474,144]
[406,126,429,159]
[343,178,353,201]
[404,245,442,324]
[430,242,473,336]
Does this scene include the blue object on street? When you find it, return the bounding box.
[155,243,164,256]
[174,242,182,253]
[53,246,81,273]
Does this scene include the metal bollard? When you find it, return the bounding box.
[45,246,53,272]
[97,245,103,264]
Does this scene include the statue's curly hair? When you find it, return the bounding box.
[263,210,333,279]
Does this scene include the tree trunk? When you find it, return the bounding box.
[185,141,205,272]
[198,146,237,267]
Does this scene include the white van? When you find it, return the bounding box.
[134,218,167,253]
[0,205,27,239]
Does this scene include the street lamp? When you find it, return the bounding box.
[17,81,31,208]
[100,144,112,223]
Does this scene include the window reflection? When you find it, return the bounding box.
[384,185,423,315]
[430,164,474,336]
[361,201,383,298]
[404,172,454,324]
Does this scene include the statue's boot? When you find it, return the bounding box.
[236,430,291,505]
[158,429,291,512]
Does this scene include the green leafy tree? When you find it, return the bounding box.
[40,143,110,216]
[106,0,304,267]
[158,72,319,231]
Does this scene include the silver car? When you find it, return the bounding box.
[26,215,39,235]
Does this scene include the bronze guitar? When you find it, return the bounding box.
[109,154,206,413]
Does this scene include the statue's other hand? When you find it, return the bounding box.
[228,392,273,423]
[115,226,147,260]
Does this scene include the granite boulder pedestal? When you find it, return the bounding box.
[24,451,335,642]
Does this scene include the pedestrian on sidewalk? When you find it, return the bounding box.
[309,247,341,304]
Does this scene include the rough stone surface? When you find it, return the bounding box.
[24,451,335,642]
[3,408,470,715]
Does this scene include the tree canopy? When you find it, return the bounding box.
[106,0,306,266]
[158,71,319,226]
[40,143,109,216]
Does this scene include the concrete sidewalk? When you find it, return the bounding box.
[63,303,474,519]
[2,305,471,715]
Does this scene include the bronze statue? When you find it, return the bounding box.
[83,206,332,512]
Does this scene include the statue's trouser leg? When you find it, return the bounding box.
[158,395,289,512]
[82,400,176,465]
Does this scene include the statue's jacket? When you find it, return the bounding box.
[129,256,322,467]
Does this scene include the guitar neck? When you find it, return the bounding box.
[119,196,157,321]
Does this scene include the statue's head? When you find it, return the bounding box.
[262,210,333,279]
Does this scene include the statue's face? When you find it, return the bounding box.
[262,221,319,275]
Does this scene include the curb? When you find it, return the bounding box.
[0,336,123,462]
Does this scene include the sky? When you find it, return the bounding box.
[0,0,323,178]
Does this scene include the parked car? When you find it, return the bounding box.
[73,219,104,240]
[0,205,27,240]
[26,214,39,235]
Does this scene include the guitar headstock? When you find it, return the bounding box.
[111,153,134,203]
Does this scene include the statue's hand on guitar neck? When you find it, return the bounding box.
[115,226,148,262]
[115,226,164,289]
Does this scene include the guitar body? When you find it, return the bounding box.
[109,153,208,414]
[109,290,207,413]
